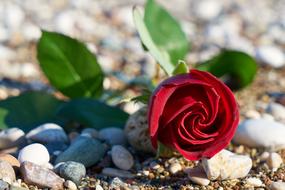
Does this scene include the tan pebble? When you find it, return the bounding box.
[267,152,283,170]
[64,180,77,190]
[0,154,20,168]
[246,177,263,187]
[169,163,182,174]
[270,181,285,190]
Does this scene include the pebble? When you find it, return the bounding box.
[81,128,99,139]
[59,161,86,185]
[0,128,26,149]
[111,145,134,170]
[169,162,182,174]
[124,107,155,153]
[0,160,16,182]
[99,127,127,146]
[246,177,263,187]
[0,154,20,168]
[26,123,68,143]
[270,182,285,190]
[266,103,285,121]
[0,180,9,190]
[245,110,261,119]
[185,166,210,186]
[255,45,285,68]
[194,0,222,21]
[102,168,134,178]
[96,184,104,190]
[233,119,285,151]
[10,186,28,190]
[20,161,64,189]
[18,143,50,166]
[202,149,252,180]
[110,177,130,189]
[267,152,283,170]
[64,180,77,190]
[55,136,106,167]
[260,151,270,161]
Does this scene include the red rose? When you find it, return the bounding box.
[148,69,239,160]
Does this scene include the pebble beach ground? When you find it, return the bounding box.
[0,0,285,189]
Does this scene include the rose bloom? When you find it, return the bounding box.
[148,69,239,160]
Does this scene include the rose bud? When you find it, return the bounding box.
[148,69,239,160]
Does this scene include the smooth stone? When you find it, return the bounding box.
[55,136,106,167]
[111,145,134,171]
[246,177,263,187]
[20,161,64,189]
[267,152,283,170]
[233,119,285,151]
[194,0,222,21]
[0,154,20,168]
[18,143,49,166]
[59,161,86,185]
[266,103,285,121]
[202,149,252,180]
[64,180,77,190]
[81,128,99,139]
[185,166,210,186]
[0,160,16,182]
[110,177,129,189]
[255,45,285,68]
[0,128,26,149]
[26,123,68,143]
[96,185,104,190]
[45,141,68,154]
[260,152,270,161]
[169,163,182,174]
[10,186,28,190]
[102,168,134,178]
[270,182,285,190]
[0,180,9,190]
[99,127,127,146]
[124,107,155,153]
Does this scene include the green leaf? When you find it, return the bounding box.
[131,89,152,104]
[196,50,257,90]
[172,60,189,75]
[156,141,174,158]
[144,0,189,65]
[133,7,174,75]
[0,91,64,132]
[133,0,190,76]
[56,99,129,129]
[37,31,104,98]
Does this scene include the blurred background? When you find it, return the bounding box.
[0,0,284,113]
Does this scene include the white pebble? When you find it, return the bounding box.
[96,185,104,190]
[18,143,50,166]
[270,182,285,190]
[255,45,285,68]
[169,163,182,174]
[246,177,263,187]
[267,152,283,170]
[260,152,270,161]
[266,103,285,121]
[233,119,285,151]
[202,149,252,180]
[64,180,77,190]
